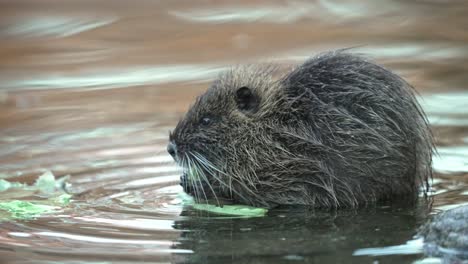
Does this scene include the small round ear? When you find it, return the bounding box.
[236,86,259,113]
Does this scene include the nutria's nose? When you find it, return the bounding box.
[167,142,177,158]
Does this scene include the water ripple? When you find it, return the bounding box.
[421,92,468,126]
[170,1,399,24]
[2,65,223,90]
[433,146,468,173]
[2,16,117,38]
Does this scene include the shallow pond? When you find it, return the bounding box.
[0,1,467,263]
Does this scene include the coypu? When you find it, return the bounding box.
[168,51,434,208]
[418,205,468,261]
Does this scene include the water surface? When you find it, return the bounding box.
[1,1,468,263]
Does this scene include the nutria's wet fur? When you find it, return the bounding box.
[168,51,434,208]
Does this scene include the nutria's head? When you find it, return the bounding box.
[169,66,286,207]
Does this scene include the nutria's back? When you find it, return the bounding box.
[169,51,434,208]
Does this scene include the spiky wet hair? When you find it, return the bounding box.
[169,51,433,208]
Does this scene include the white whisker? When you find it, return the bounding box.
[186,154,209,204]
[190,153,220,206]
[192,151,254,205]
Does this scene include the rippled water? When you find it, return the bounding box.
[1,1,467,263]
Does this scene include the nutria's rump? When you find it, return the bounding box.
[168,51,434,208]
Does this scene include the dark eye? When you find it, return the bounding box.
[200,117,211,126]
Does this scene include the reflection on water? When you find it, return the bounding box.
[2,16,116,38]
[421,92,468,126]
[173,206,430,263]
[0,0,467,263]
[3,65,222,90]
[433,146,468,173]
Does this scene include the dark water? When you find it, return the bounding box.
[0,1,467,263]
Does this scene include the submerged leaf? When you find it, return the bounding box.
[192,203,268,217]
[179,192,268,217]
[55,194,72,205]
[0,171,72,220]
[0,179,25,192]
[34,171,56,194]
[0,200,57,220]
[34,171,70,195]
